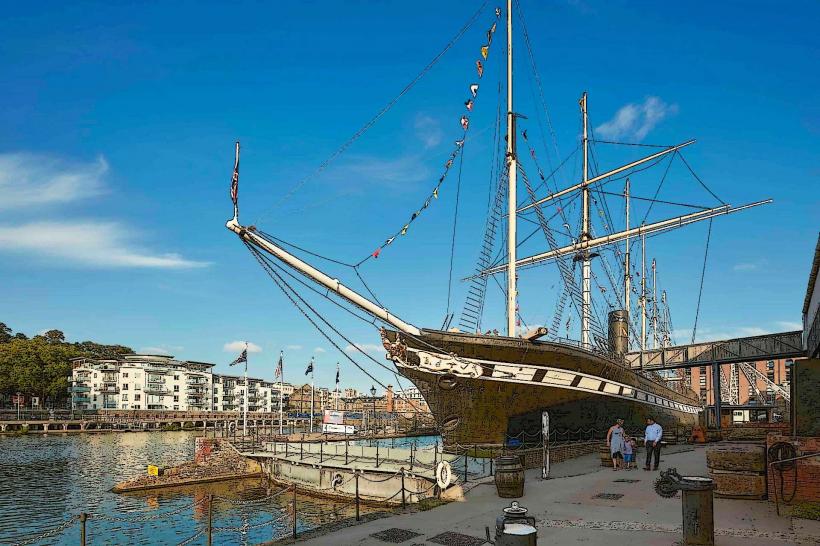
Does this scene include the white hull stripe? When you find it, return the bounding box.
[394,348,700,415]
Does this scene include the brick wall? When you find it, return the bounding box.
[508,441,601,470]
[766,434,820,504]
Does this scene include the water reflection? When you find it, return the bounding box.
[0,432,381,545]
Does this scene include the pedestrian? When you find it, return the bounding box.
[644,416,663,471]
[606,418,625,470]
[623,435,636,469]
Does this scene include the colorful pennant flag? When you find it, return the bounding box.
[230,348,247,366]
[470,84,479,97]
[476,60,483,78]
[465,99,474,111]
[454,139,464,147]
[372,248,381,259]
[433,188,439,199]
[481,46,489,60]
[401,225,409,235]
[495,7,501,17]
[460,116,469,130]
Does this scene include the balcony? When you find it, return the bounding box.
[187,385,208,394]
[70,385,91,393]
[100,387,119,394]
[144,386,170,395]
[74,396,90,404]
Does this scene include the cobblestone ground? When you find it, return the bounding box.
[291,445,820,546]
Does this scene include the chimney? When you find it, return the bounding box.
[386,385,394,413]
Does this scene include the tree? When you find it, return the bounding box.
[13,332,27,340]
[0,323,11,343]
[43,330,66,344]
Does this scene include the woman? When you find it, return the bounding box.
[606,418,625,470]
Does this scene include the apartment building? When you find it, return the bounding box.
[70,354,288,412]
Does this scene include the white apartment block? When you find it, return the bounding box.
[70,354,290,412]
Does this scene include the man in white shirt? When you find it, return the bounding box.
[644,416,663,471]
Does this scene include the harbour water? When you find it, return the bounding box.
[0,431,378,545]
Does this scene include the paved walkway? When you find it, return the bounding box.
[295,445,819,545]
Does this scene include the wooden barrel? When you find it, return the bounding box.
[599,445,614,467]
[494,455,525,498]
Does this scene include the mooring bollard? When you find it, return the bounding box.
[207,494,213,546]
[355,472,361,521]
[654,468,715,546]
[79,513,87,546]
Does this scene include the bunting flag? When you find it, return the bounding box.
[305,358,314,376]
[335,364,340,385]
[363,10,498,262]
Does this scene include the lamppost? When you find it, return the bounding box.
[370,385,377,437]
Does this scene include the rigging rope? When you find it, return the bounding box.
[690,219,713,344]
[255,1,490,224]
[446,140,466,318]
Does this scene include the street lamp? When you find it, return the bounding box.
[370,385,377,436]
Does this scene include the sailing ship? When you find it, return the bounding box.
[225,1,770,447]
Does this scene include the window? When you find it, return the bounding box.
[136,373,142,378]
[135,394,141,401]
[173,396,179,402]
[135,384,141,391]
[214,397,218,403]
[133,405,141,409]
[123,372,128,378]
[122,384,129,390]
[122,404,128,409]
[173,405,179,410]
[94,373,98,378]
[214,388,219,394]
[174,375,179,380]
[122,394,129,401]
[174,385,179,392]
[767,361,775,369]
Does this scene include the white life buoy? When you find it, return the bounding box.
[436,461,452,489]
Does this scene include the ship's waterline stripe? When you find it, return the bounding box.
[393,349,700,415]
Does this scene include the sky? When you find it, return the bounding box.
[1,1,818,391]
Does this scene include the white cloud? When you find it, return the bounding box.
[313,347,326,353]
[414,114,443,149]
[0,221,209,269]
[345,343,385,354]
[0,153,108,209]
[733,262,758,271]
[595,97,678,141]
[223,341,262,353]
[139,346,174,356]
[775,321,802,331]
[286,344,303,351]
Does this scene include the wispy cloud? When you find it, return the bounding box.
[0,153,108,210]
[775,321,802,331]
[733,262,758,271]
[344,343,385,354]
[286,344,303,351]
[139,346,174,356]
[595,97,678,141]
[0,221,209,269]
[223,341,262,353]
[314,347,326,353]
[414,114,443,149]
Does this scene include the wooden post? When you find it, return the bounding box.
[207,494,213,546]
[320,441,323,464]
[401,468,406,509]
[291,485,297,539]
[376,442,380,468]
[79,513,87,546]
[355,472,361,521]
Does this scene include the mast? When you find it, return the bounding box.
[624,178,631,350]
[652,258,658,350]
[640,233,647,351]
[580,92,591,349]
[505,0,517,337]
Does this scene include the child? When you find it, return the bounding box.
[623,435,636,470]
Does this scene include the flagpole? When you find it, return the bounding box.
[335,363,339,411]
[310,358,315,434]
[278,351,284,436]
[243,342,248,437]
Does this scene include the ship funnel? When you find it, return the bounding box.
[608,310,629,356]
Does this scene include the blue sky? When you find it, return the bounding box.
[1,1,818,391]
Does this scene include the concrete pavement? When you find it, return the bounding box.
[293,445,819,545]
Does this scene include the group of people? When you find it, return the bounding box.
[606,416,663,471]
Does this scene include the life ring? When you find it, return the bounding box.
[436,461,452,489]
[228,421,237,433]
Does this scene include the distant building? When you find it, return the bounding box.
[69,354,286,412]
[687,358,799,406]
[804,234,820,358]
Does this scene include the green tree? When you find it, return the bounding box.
[0,323,11,343]
[43,330,66,344]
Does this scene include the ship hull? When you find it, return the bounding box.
[381,329,700,447]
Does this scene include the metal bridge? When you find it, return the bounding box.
[625,330,804,371]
